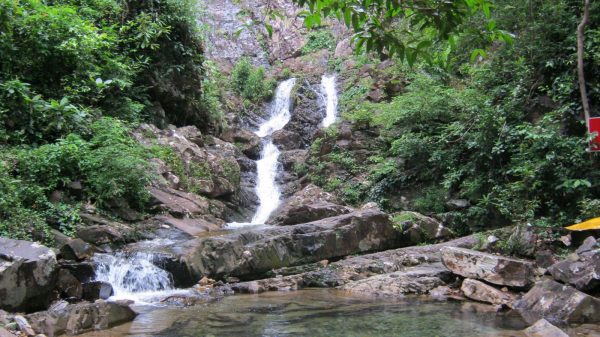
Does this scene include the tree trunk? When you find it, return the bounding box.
[577,0,591,129]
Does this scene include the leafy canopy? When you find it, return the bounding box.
[292,0,512,64]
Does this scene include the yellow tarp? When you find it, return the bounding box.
[566,217,600,231]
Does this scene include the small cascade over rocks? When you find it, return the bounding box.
[320,75,338,127]
[92,242,190,303]
[228,78,297,228]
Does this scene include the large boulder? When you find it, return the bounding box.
[0,238,58,312]
[513,278,600,325]
[460,278,517,306]
[339,264,452,297]
[272,129,302,151]
[220,127,261,160]
[548,237,600,292]
[279,149,309,171]
[441,247,534,287]
[77,213,134,245]
[267,184,351,226]
[170,209,401,281]
[26,300,136,337]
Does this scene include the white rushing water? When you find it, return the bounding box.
[248,78,297,225]
[320,75,338,128]
[93,250,189,304]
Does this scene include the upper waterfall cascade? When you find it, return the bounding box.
[250,78,297,224]
[320,75,338,128]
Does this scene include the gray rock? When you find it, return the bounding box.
[506,225,537,257]
[59,238,93,261]
[441,247,535,287]
[82,281,113,301]
[339,264,452,297]
[170,209,401,280]
[576,236,598,255]
[460,278,517,306]
[394,211,453,244]
[445,199,470,210]
[58,261,95,283]
[267,184,351,226]
[524,319,569,337]
[221,234,479,294]
[0,238,58,312]
[548,247,600,292]
[56,269,82,300]
[220,127,261,159]
[14,315,35,336]
[513,278,600,325]
[26,300,136,337]
[278,149,308,171]
[272,129,302,151]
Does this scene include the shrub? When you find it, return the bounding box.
[230,57,276,102]
[301,30,335,55]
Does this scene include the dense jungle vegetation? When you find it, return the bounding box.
[303,0,600,233]
[0,0,222,241]
[0,0,599,242]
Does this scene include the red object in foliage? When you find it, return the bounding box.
[590,117,600,151]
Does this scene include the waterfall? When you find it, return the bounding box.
[250,78,297,224]
[320,75,338,127]
[92,249,189,303]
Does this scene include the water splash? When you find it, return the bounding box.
[93,251,189,303]
[320,75,338,127]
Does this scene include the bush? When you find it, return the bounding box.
[301,30,335,55]
[230,57,276,102]
[0,117,163,242]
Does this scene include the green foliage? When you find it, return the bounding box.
[230,57,276,103]
[300,29,335,55]
[0,117,163,242]
[292,0,511,64]
[316,0,600,233]
[0,0,223,142]
[0,0,226,242]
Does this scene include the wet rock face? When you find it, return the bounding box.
[282,80,323,149]
[26,300,136,337]
[267,184,352,226]
[0,238,58,312]
[441,247,535,287]
[513,278,600,325]
[171,209,401,281]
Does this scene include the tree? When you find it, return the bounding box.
[577,0,591,131]
[290,0,512,64]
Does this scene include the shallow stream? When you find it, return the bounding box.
[76,289,534,337]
